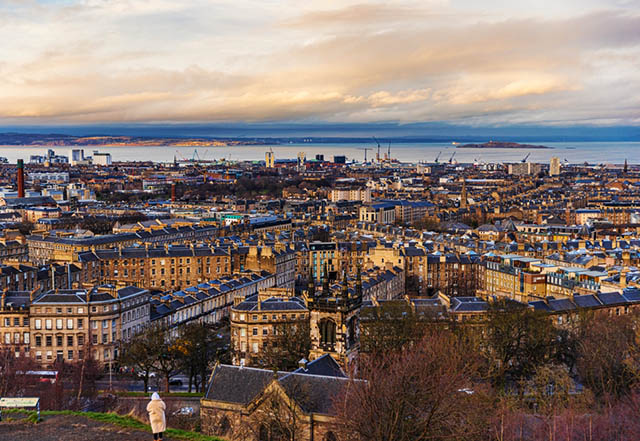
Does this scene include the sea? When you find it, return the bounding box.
[0,142,639,165]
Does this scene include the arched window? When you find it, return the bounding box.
[259,424,269,441]
[324,431,338,441]
[218,416,231,435]
[319,319,336,348]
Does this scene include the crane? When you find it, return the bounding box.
[387,142,391,161]
[372,137,381,163]
[358,147,371,163]
[434,151,441,163]
[521,153,530,163]
[449,152,456,164]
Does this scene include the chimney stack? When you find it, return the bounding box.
[171,183,176,203]
[17,159,25,198]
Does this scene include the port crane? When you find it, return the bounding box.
[372,137,381,162]
[521,153,530,163]
[358,147,372,163]
[448,152,456,164]
[434,151,442,163]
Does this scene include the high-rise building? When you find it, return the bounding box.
[265,150,274,168]
[550,157,560,176]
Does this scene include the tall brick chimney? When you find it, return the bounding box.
[17,159,25,198]
[171,182,176,203]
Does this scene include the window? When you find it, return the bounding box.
[57,308,62,314]
[14,333,19,344]
[78,335,84,346]
[77,319,84,329]
[13,317,19,326]
[67,335,73,346]
[35,319,42,330]
[252,342,258,353]
[68,350,73,360]
[102,334,107,343]
[24,333,29,344]
[56,319,63,330]
[78,307,84,314]
[252,328,258,336]
[45,319,52,330]
[263,328,268,336]
[56,336,63,346]
[46,336,52,346]
[35,335,42,346]
[4,333,10,344]
[23,317,28,326]
[66,319,73,329]
[240,328,246,337]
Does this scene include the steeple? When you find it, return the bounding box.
[307,266,315,297]
[322,261,330,294]
[355,264,362,299]
[624,158,628,174]
[341,271,349,299]
[460,179,468,209]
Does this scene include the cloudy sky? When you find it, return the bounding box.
[1,0,639,127]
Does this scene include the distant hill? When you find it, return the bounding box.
[457,141,551,149]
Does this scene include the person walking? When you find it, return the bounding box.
[146,392,166,441]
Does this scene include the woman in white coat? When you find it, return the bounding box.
[146,392,166,441]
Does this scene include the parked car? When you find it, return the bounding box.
[173,407,194,416]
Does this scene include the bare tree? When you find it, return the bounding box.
[332,328,490,441]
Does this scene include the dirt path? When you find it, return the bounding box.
[0,413,177,441]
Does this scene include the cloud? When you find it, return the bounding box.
[0,2,639,125]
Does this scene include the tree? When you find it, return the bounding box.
[119,324,165,393]
[484,299,559,391]
[174,322,228,392]
[0,348,39,397]
[256,321,311,371]
[575,312,640,401]
[333,328,490,441]
[151,326,182,393]
[359,301,431,354]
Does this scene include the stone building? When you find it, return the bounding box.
[200,354,346,441]
[79,244,232,291]
[29,285,149,365]
[230,287,308,366]
[306,269,363,368]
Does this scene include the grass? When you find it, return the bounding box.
[1,409,224,441]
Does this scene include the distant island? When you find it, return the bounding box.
[457,141,552,149]
[0,133,267,147]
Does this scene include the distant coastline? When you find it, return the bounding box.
[457,141,552,149]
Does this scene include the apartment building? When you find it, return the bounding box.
[79,244,232,291]
[329,187,371,203]
[150,271,277,332]
[230,287,308,366]
[27,225,220,264]
[28,285,149,365]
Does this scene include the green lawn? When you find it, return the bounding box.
[1,409,224,441]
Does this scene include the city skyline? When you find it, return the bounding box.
[1,0,639,128]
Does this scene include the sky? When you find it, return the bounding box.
[1,0,640,129]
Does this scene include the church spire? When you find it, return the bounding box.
[322,261,330,294]
[308,265,315,296]
[341,271,349,299]
[355,264,362,299]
